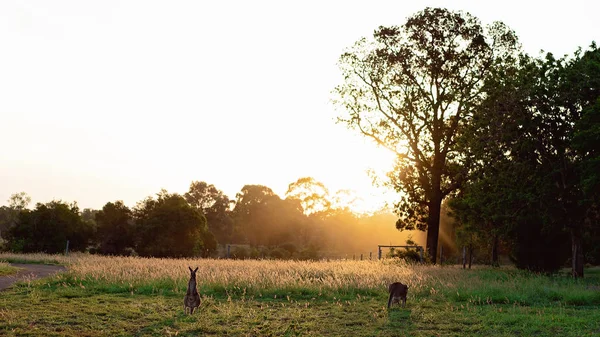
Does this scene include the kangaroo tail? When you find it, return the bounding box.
[387,292,393,308]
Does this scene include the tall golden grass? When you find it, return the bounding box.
[0,252,461,294]
[4,252,595,307]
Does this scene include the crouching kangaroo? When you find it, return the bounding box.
[387,282,409,308]
[184,266,201,314]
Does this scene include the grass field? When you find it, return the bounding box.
[1,253,599,336]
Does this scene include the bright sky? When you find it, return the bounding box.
[1,0,598,212]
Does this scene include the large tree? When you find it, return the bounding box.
[95,201,134,255]
[134,190,210,258]
[0,192,32,239]
[184,181,234,244]
[233,185,305,246]
[573,84,600,266]
[333,7,520,262]
[530,45,600,277]
[452,44,600,276]
[449,53,539,267]
[285,177,332,215]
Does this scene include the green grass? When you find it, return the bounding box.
[0,262,21,276]
[1,284,598,337]
[1,255,599,336]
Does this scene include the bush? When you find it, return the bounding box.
[268,247,291,260]
[509,218,569,273]
[297,246,320,261]
[231,246,250,259]
[279,242,298,255]
[387,247,421,263]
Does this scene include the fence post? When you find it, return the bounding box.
[360,253,363,260]
[369,252,372,260]
[64,240,70,256]
[419,247,424,263]
[227,244,231,259]
[462,246,466,269]
[378,246,382,260]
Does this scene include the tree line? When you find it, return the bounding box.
[0,178,426,259]
[334,7,599,276]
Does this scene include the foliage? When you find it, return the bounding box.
[387,247,421,263]
[94,201,134,256]
[451,43,600,274]
[508,214,570,273]
[574,97,600,198]
[7,192,31,211]
[232,185,305,246]
[5,200,93,254]
[285,177,332,215]
[199,230,217,257]
[333,7,521,262]
[0,206,11,240]
[185,181,233,244]
[0,192,31,240]
[133,190,209,258]
[571,47,600,265]
[386,236,422,263]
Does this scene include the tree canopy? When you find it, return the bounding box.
[7,200,93,253]
[133,190,209,258]
[185,181,234,244]
[95,201,134,256]
[334,7,520,262]
[450,43,600,275]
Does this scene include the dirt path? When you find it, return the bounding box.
[0,263,66,291]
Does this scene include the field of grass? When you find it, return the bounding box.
[1,253,599,336]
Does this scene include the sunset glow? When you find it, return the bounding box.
[1,0,598,214]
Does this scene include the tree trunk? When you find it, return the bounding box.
[491,234,499,267]
[468,244,473,269]
[571,227,584,278]
[426,193,442,264]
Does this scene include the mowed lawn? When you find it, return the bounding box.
[1,253,599,337]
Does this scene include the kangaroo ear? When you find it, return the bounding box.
[188,266,193,272]
[194,267,199,272]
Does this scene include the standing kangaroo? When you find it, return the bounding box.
[387,282,409,308]
[184,266,201,314]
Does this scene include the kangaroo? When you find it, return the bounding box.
[387,282,409,308]
[184,266,201,314]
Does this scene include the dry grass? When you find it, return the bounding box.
[1,253,600,336]
[69,255,429,290]
[0,252,74,265]
[2,252,599,305]
[0,252,462,294]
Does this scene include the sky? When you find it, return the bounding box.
[1,0,598,212]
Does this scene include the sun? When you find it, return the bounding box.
[317,139,398,214]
